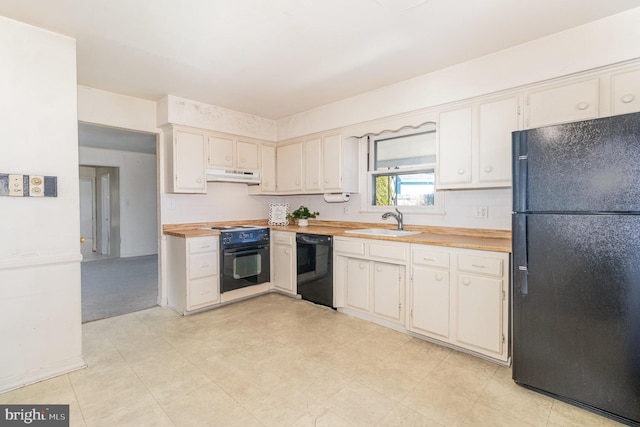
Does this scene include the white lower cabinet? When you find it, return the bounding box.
[335,237,407,325]
[335,237,510,363]
[409,244,510,362]
[271,231,296,295]
[166,235,220,314]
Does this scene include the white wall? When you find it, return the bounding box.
[0,16,85,392]
[79,147,158,257]
[276,8,640,139]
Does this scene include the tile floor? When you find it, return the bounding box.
[0,293,625,426]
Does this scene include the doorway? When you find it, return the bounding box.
[79,166,120,261]
[78,123,158,322]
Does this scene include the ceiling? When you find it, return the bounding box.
[2,0,640,120]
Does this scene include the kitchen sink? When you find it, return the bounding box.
[344,228,421,237]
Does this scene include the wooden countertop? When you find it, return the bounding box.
[164,220,512,253]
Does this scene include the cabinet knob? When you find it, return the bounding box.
[313,179,318,184]
[284,249,290,255]
[240,157,246,163]
[324,179,329,183]
[621,94,635,104]
[226,155,231,161]
[359,263,366,269]
[264,181,270,186]
[80,237,85,243]
[484,166,492,173]
[576,102,590,111]
[435,273,443,281]
[463,278,471,286]
[376,266,382,272]
[196,177,202,183]
[457,168,465,175]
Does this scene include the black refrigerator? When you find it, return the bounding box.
[512,112,640,426]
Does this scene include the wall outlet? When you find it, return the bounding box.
[474,206,488,218]
[29,175,45,197]
[343,206,350,215]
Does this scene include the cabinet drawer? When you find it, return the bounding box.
[334,238,365,256]
[457,254,503,277]
[189,276,218,307]
[188,236,218,254]
[189,252,217,279]
[412,249,449,269]
[272,233,294,246]
[369,242,408,263]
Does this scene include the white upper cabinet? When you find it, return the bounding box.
[208,133,260,172]
[276,132,358,194]
[165,126,207,194]
[437,96,520,190]
[478,96,521,184]
[437,106,472,187]
[525,78,599,129]
[611,68,640,116]
[304,137,322,191]
[260,144,277,192]
[276,141,303,192]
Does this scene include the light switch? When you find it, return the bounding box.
[9,174,24,196]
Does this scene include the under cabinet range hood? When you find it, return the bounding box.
[206,168,260,184]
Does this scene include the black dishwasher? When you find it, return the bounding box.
[296,234,334,308]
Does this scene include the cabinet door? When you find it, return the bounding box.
[410,266,450,339]
[611,68,640,115]
[273,243,295,294]
[304,137,322,191]
[188,276,219,308]
[322,134,342,191]
[237,140,260,171]
[174,130,206,193]
[372,262,404,323]
[456,274,503,355]
[208,135,234,168]
[345,258,370,312]
[478,96,520,184]
[437,106,472,187]
[260,145,276,192]
[525,79,599,128]
[276,142,303,192]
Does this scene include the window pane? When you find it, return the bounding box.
[372,172,435,207]
[374,131,436,170]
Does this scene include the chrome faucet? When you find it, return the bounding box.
[382,208,404,230]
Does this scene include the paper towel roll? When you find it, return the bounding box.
[323,193,350,203]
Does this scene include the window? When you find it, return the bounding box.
[367,122,442,212]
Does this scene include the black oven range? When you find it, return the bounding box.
[205,225,270,293]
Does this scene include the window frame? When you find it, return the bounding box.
[362,123,444,215]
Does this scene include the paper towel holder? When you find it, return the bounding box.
[323,193,350,203]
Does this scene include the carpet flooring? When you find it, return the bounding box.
[81,254,158,323]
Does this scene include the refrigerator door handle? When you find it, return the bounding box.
[513,214,529,296]
[518,265,528,295]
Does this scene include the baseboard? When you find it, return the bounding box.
[0,356,87,395]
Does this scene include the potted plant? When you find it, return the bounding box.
[287,205,319,227]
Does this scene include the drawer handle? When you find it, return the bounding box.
[435,273,443,281]
[200,264,210,268]
[200,245,211,250]
[576,102,590,111]
[463,278,471,286]
[471,264,486,268]
[621,94,635,104]
[423,257,436,262]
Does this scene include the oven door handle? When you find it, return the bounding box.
[224,247,267,256]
